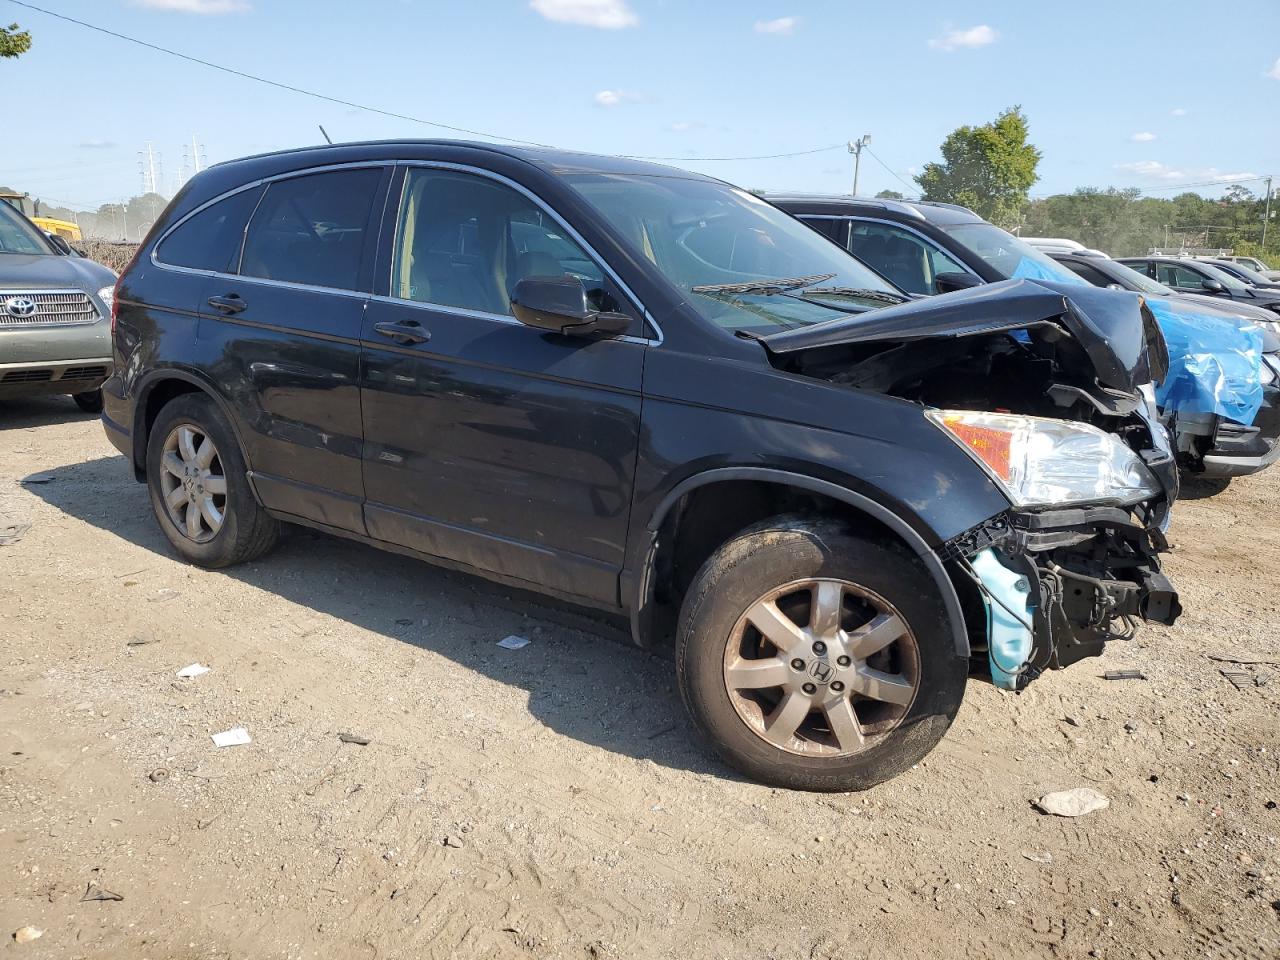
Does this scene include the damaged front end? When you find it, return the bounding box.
[755,279,1182,689]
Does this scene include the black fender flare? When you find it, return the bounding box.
[131,368,261,502]
[629,467,970,658]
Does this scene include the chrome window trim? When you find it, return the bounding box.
[390,160,662,345]
[149,160,392,286]
[147,158,663,347]
[798,214,983,280]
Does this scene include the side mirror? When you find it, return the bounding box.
[511,275,630,338]
[1201,278,1225,293]
[45,232,74,256]
[934,272,983,294]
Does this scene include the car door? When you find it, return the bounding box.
[197,164,390,531]
[358,164,648,606]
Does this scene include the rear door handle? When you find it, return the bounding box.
[207,294,246,315]
[373,319,431,345]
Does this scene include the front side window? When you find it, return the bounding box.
[942,222,1087,286]
[390,168,618,319]
[565,174,905,334]
[1061,260,1112,287]
[240,168,382,290]
[156,187,261,272]
[846,221,966,295]
[0,201,50,255]
[1103,261,1170,296]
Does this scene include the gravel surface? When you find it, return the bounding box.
[1,395,1277,959]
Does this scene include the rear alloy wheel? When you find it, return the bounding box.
[677,516,967,791]
[146,394,279,568]
[158,423,227,544]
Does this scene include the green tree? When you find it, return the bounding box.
[1,23,31,59]
[874,189,904,200]
[915,106,1041,228]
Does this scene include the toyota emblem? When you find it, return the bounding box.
[4,296,37,318]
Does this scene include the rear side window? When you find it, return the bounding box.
[155,187,261,272]
[240,168,382,291]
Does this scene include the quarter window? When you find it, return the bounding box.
[155,187,261,272]
[240,168,382,291]
[390,168,619,319]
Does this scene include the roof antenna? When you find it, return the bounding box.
[318,125,333,145]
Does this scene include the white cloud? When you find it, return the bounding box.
[928,24,998,51]
[79,139,117,149]
[530,0,637,29]
[754,17,798,35]
[1170,107,1187,116]
[1130,131,1157,142]
[132,0,250,12]
[594,89,639,107]
[1266,58,1280,80]
[1117,160,1258,184]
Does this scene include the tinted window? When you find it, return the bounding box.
[1062,260,1113,287]
[846,221,963,295]
[942,222,1086,285]
[241,169,382,290]
[155,187,260,272]
[391,168,617,318]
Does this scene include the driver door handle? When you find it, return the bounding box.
[374,319,431,345]
[207,294,246,315]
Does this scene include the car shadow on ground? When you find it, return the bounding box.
[22,453,743,782]
[0,395,102,430]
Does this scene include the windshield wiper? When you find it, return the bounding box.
[802,286,911,305]
[691,273,836,295]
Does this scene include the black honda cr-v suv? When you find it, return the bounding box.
[103,140,1179,791]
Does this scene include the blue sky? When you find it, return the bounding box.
[3,0,1278,212]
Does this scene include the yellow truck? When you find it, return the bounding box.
[0,191,82,241]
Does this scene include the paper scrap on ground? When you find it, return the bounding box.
[211,727,251,747]
[1033,787,1110,817]
[497,635,530,650]
[176,663,210,679]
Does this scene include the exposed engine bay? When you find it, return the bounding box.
[752,278,1183,689]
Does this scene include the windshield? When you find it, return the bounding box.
[563,174,902,333]
[942,222,1087,285]
[1194,261,1250,291]
[0,201,51,255]
[1212,261,1271,285]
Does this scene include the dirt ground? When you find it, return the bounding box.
[1,395,1277,960]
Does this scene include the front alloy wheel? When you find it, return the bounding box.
[724,578,920,757]
[158,423,228,543]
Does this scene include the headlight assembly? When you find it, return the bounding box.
[97,284,115,315]
[927,409,1162,508]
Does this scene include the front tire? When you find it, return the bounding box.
[676,516,967,791]
[145,394,279,568]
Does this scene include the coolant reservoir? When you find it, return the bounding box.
[971,548,1035,690]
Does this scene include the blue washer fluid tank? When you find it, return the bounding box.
[970,548,1036,691]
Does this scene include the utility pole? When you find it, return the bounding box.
[848,134,871,196]
[138,141,162,196]
[1263,176,1273,252]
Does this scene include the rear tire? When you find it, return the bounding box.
[145,393,279,568]
[72,390,103,413]
[676,516,967,791]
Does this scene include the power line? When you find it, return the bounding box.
[863,145,919,196]
[7,0,556,147]
[9,1,848,165]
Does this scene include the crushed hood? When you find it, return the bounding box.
[753,278,1160,393]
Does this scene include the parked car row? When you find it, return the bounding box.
[7,140,1255,793]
